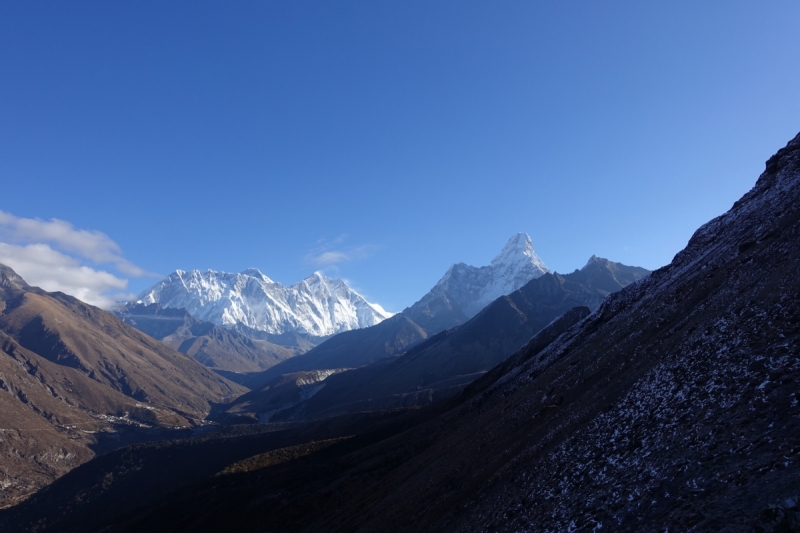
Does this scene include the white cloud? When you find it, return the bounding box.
[313,250,352,266]
[0,210,153,277]
[305,236,379,267]
[0,211,156,309]
[0,243,132,309]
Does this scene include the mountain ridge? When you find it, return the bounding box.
[242,256,647,421]
[242,233,554,386]
[137,269,393,337]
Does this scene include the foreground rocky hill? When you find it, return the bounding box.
[2,132,798,533]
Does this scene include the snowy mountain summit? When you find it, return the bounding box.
[403,232,550,332]
[136,269,394,337]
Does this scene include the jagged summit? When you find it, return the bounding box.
[403,232,550,332]
[136,268,393,337]
[240,267,271,281]
[584,254,601,266]
[0,263,30,292]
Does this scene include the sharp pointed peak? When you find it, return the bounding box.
[502,231,532,248]
[492,233,529,259]
[490,232,548,271]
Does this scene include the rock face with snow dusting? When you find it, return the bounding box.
[136,269,393,337]
[404,232,550,332]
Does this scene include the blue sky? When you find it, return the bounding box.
[1,1,799,310]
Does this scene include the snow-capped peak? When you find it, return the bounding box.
[407,232,551,324]
[241,267,272,282]
[136,268,393,337]
[491,232,549,273]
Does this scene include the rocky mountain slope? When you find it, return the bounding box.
[5,132,798,532]
[116,303,298,373]
[0,265,246,507]
[240,257,648,421]
[323,131,800,533]
[137,269,393,337]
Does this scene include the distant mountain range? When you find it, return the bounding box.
[135,233,549,341]
[5,132,798,533]
[228,232,556,387]
[116,303,300,373]
[226,255,649,421]
[136,269,393,337]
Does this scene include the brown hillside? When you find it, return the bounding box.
[0,266,246,505]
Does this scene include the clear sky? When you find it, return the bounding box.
[1,1,799,310]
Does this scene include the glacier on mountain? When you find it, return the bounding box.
[136,269,394,337]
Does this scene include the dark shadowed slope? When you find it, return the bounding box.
[328,132,800,533]
[0,266,246,506]
[239,313,429,390]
